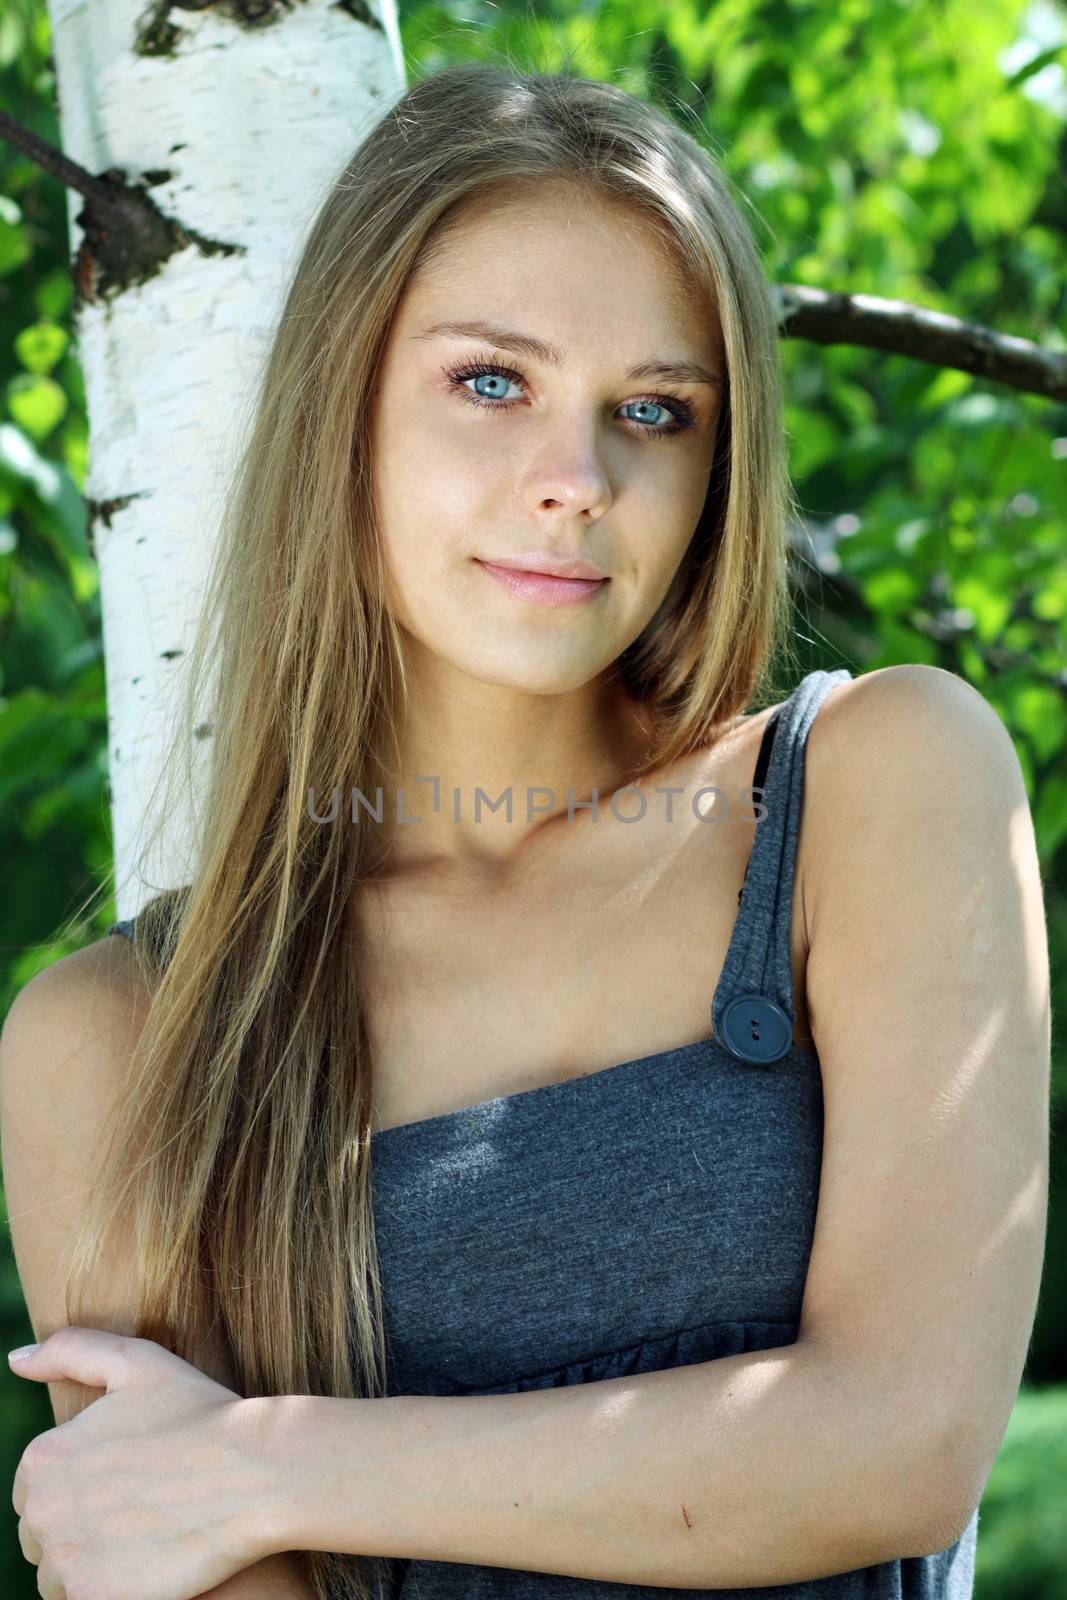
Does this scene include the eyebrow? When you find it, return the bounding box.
[413,319,724,389]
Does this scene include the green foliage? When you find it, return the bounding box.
[1,0,1065,1593]
[973,1386,1067,1600]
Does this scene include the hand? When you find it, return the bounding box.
[9,1326,276,1600]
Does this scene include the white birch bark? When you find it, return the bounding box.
[43,0,406,915]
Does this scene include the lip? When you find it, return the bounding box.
[478,552,607,580]
[475,559,608,608]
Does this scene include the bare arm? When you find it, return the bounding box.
[254,1334,956,1589]
[0,940,316,1599]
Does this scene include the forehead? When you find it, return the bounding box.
[396,185,722,362]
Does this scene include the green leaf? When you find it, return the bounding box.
[0,212,30,279]
[1009,683,1067,764]
[5,374,67,441]
[14,321,70,376]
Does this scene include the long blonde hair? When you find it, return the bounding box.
[63,56,799,1600]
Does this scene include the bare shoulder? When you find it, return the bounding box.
[802,662,1023,909]
[2,931,155,1083]
[0,929,158,1180]
[808,660,1011,761]
[0,930,159,1231]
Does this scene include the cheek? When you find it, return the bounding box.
[378,507,477,639]
[636,462,711,563]
[378,388,495,523]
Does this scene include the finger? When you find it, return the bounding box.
[16,1514,42,1566]
[35,1562,66,1600]
[12,1463,25,1517]
[8,1326,138,1393]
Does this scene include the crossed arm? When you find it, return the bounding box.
[234,1333,964,1590]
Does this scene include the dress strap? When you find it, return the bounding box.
[710,666,853,1065]
[107,917,137,942]
[736,708,782,908]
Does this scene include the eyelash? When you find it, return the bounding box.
[441,354,699,439]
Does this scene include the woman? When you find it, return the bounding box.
[3,59,1048,1600]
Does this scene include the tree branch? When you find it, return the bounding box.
[0,109,241,309]
[773,283,1067,401]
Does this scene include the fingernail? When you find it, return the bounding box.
[8,1345,38,1361]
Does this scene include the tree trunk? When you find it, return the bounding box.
[43,0,406,915]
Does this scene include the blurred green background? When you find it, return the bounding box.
[1,0,1065,1594]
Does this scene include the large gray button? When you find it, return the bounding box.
[718,994,793,1063]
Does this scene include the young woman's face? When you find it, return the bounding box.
[368,183,726,694]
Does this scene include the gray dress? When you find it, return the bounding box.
[108,666,978,1599]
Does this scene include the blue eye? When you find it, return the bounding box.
[442,355,698,439]
[621,397,688,431]
[464,369,516,402]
